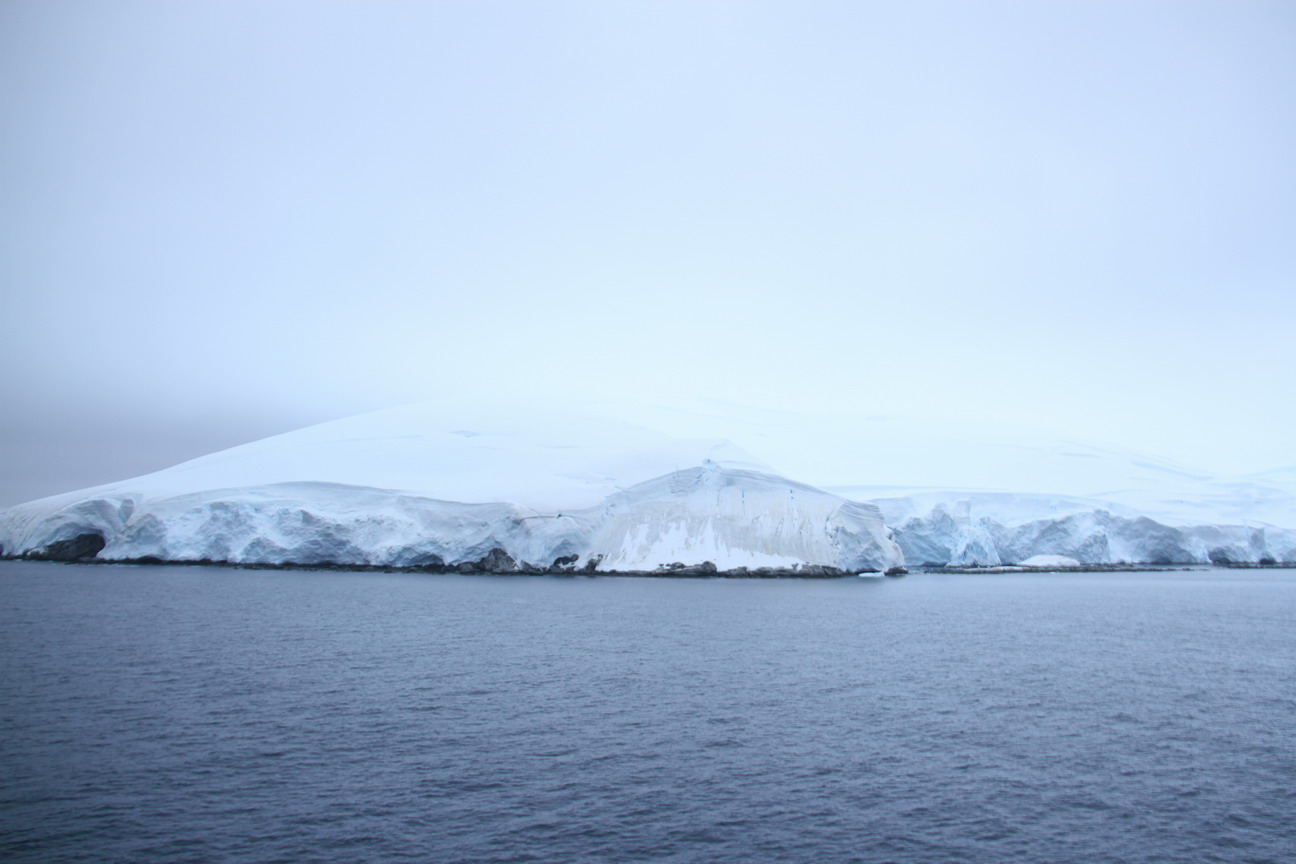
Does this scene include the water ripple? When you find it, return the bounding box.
[2,563,1294,863]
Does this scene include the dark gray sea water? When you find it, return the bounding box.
[1,561,1293,863]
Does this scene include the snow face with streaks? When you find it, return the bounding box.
[588,463,900,571]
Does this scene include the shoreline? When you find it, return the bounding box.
[0,555,899,579]
[3,555,1292,578]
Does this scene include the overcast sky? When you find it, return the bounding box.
[2,0,1293,506]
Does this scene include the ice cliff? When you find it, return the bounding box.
[871,493,1296,567]
[2,401,1292,570]
[0,402,903,572]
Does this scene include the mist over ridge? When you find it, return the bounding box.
[1,1,1293,507]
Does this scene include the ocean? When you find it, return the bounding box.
[1,561,1292,863]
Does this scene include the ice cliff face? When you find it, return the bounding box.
[0,468,904,573]
[1,401,1291,570]
[0,399,905,571]
[588,463,900,572]
[874,494,1296,567]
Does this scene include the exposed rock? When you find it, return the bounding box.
[652,560,722,576]
[793,563,840,576]
[478,547,518,573]
[404,552,445,569]
[26,532,106,561]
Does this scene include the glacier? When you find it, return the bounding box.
[868,492,1296,568]
[1,400,1292,572]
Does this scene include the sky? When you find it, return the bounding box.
[1,0,1293,506]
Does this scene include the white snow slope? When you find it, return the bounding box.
[2,399,1292,570]
[0,401,902,572]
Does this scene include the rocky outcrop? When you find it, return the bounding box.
[25,532,106,561]
[457,547,518,573]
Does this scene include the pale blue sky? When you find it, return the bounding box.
[2,0,1293,504]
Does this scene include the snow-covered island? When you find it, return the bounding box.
[2,401,1293,573]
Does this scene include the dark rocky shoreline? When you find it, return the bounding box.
[4,533,908,577]
[922,562,1295,574]
[5,553,1293,578]
[2,554,905,579]
[5,532,1291,576]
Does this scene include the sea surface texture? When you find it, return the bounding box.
[1,562,1293,863]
